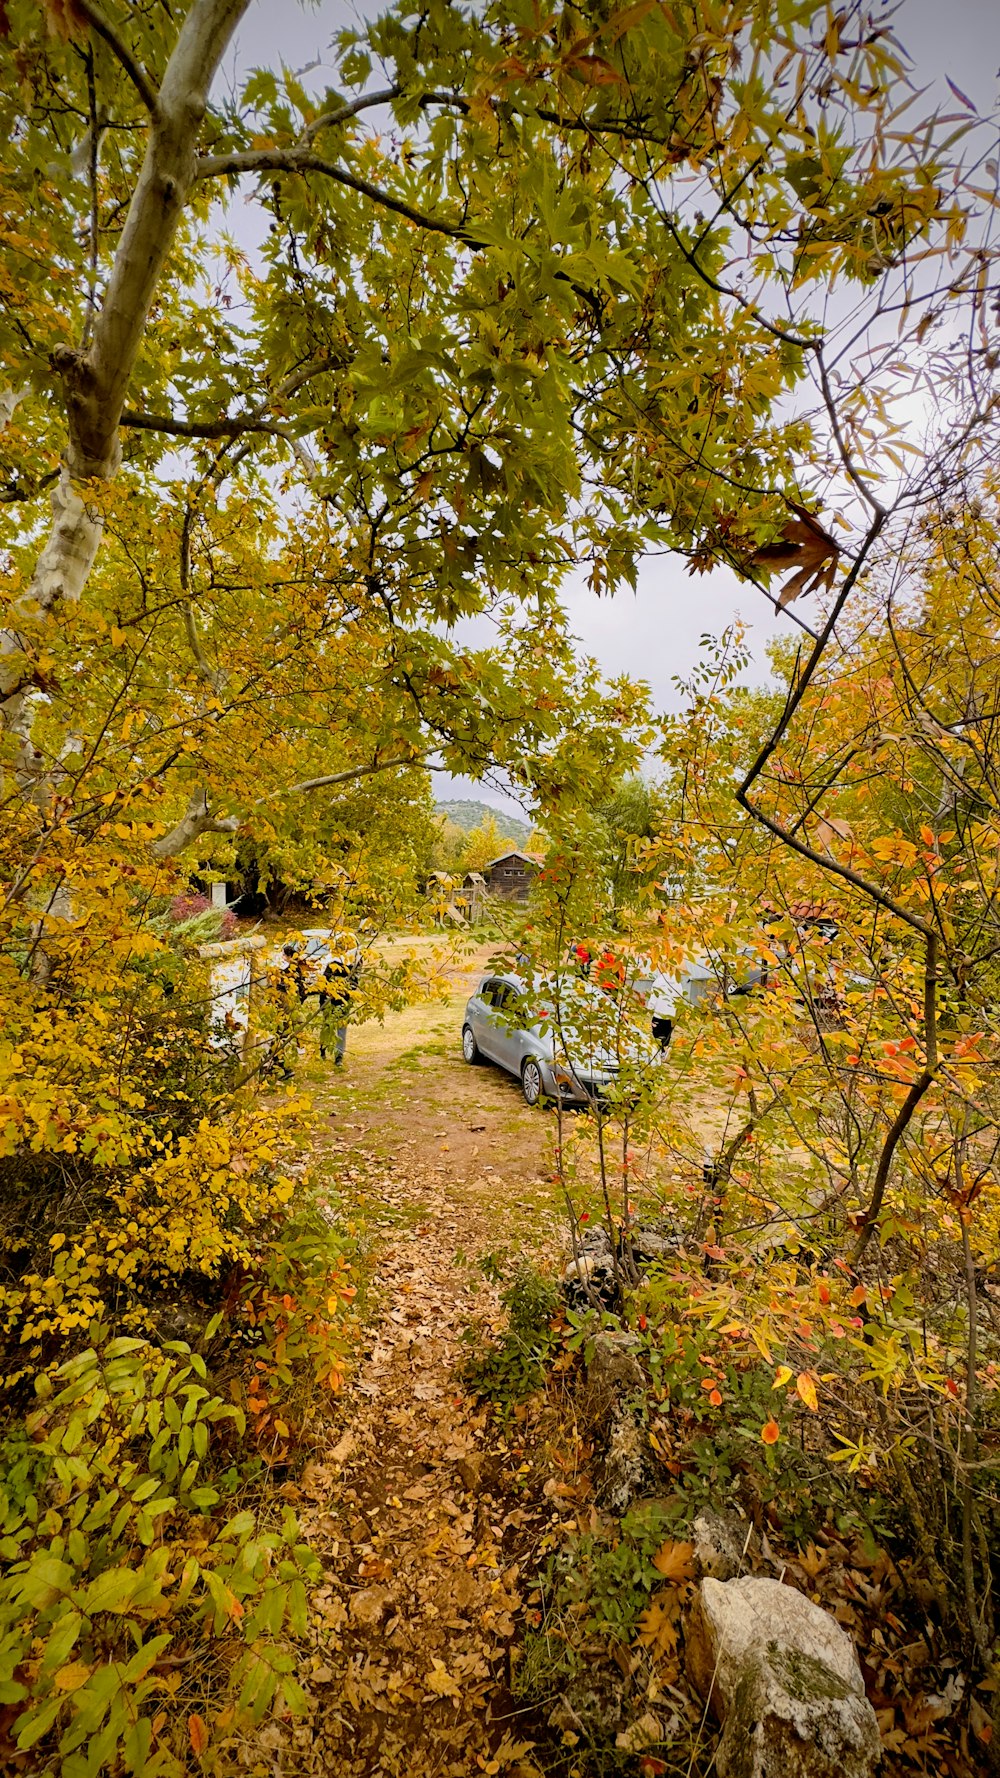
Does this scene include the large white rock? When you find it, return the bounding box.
[687,1576,881,1778]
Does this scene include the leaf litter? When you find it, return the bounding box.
[239,998,562,1777]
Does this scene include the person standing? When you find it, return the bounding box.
[647,972,679,1048]
[273,940,311,1078]
[319,932,361,1064]
[632,955,681,1049]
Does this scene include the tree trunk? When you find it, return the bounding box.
[0,0,252,750]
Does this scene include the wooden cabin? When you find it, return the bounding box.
[482,850,543,901]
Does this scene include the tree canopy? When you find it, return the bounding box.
[2,0,1000,1769]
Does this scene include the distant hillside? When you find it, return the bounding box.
[434,799,531,843]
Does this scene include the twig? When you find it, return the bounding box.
[76,0,160,117]
[852,932,937,1262]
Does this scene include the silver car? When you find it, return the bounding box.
[461,971,657,1107]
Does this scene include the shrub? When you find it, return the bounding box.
[0,1334,320,1775]
[464,1265,563,1412]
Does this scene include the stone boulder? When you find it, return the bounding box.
[629,1225,681,1266]
[560,1222,682,1312]
[579,1331,656,1513]
[691,1508,753,1580]
[562,1229,617,1312]
[582,1330,644,1412]
[687,1576,881,1778]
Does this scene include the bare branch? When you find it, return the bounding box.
[254,753,428,804]
[121,409,288,439]
[69,0,253,479]
[150,753,428,860]
[2,0,255,753]
[0,386,28,431]
[180,512,224,696]
[76,0,160,118]
[299,86,401,145]
[852,933,938,1261]
[736,514,940,941]
[121,357,334,446]
[196,145,484,250]
[1,470,60,505]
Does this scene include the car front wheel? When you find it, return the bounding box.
[462,1025,481,1064]
[521,1058,543,1106]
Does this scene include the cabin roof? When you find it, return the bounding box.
[485,849,543,869]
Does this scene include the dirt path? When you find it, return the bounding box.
[281,949,568,1777]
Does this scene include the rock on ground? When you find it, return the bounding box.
[579,1332,657,1513]
[687,1575,881,1778]
[691,1508,753,1581]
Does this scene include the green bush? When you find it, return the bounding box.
[464,1265,563,1412]
[0,1333,319,1776]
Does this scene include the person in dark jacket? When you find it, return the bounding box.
[272,941,311,1078]
[319,933,361,1064]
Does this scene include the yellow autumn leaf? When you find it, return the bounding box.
[796,1372,819,1412]
[425,1659,462,1700]
[772,1364,793,1389]
[54,1661,92,1691]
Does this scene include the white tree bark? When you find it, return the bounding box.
[0,0,252,742]
[151,755,430,860]
[151,787,241,860]
[0,386,28,432]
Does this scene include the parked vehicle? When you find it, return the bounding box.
[461,971,659,1106]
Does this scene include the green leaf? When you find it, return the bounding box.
[123,1715,152,1775]
[280,1676,308,1716]
[15,1692,64,1750]
[78,1567,140,1615]
[13,1556,74,1609]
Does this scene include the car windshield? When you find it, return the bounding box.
[522,973,655,1067]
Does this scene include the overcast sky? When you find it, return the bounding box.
[224,0,1000,819]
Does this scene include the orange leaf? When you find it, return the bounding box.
[796,1372,819,1412]
[761,1418,780,1445]
[750,503,840,605]
[637,1595,680,1657]
[41,0,89,40]
[709,1388,723,1407]
[566,52,625,85]
[652,1540,695,1584]
[189,1715,209,1757]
